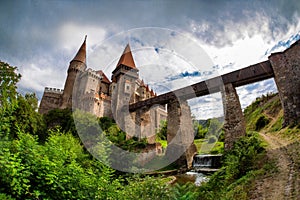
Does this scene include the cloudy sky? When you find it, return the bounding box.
[0,0,299,119]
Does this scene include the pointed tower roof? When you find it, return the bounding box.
[140,79,145,87]
[116,44,136,69]
[72,35,87,64]
[150,89,155,96]
[96,70,111,84]
[145,84,150,92]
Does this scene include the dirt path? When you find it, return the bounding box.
[251,132,296,200]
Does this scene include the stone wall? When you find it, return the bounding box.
[269,41,300,127]
[221,83,246,150]
[38,88,63,114]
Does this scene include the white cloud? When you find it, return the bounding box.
[58,22,107,53]
[18,61,66,95]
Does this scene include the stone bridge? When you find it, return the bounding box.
[126,40,300,168]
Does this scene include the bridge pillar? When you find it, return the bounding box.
[134,106,156,144]
[166,99,197,169]
[269,41,300,127]
[221,83,246,150]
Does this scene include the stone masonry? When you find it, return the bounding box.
[166,99,197,169]
[39,37,167,144]
[221,83,246,150]
[269,40,300,127]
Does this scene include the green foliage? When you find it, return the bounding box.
[171,183,199,200]
[0,61,21,108]
[271,114,283,132]
[255,115,270,131]
[223,133,265,180]
[0,130,122,199]
[44,108,76,136]
[0,61,21,139]
[157,139,167,148]
[98,116,115,131]
[244,92,279,132]
[156,120,167,140]
[196,133,267,200]
[194,122,208,139]
[120,176,172,200]
[0,193,15,200]
[11,93,46,140]
[208,135,217,144]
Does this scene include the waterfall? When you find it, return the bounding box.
[192,154,222,172]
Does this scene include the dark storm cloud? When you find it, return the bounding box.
[184,0,300,46]
[1,0,299,62]
[0,0,299,100]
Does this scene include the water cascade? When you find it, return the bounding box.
[174,154,222,186]
[192,154,222,172]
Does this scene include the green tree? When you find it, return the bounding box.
[156,120,167,140]
[43,108,76,136]
[11,93,46,140]
[0,130,121,199]
[207,118,224,142]
[0,61,21,139]
[194,122,208,139]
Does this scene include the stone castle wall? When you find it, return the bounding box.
[39,87,63,114]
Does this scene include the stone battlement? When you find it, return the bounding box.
[44,87,64,94]
[82,68,102,80]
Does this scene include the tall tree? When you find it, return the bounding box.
[11,93,46,140]
[0,61,21,139]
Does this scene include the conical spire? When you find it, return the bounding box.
[116,43,136,69]
[72,35,87,64]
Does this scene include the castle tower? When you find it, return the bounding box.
[111,44,139,136]
[111,44,139,104]
[61,36,87,109]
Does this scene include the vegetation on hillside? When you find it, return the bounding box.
[1,61,299,199]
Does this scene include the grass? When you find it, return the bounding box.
[194,139,224,154]
[155,138,224,156]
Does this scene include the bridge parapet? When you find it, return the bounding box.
[129,60,274,112]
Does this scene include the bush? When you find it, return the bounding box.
[156,120,167,140]
[197,133,266,199]
[0,130,120,199]
[255,115,270,131]
[120,176,171,200]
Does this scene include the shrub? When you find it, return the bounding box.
[255,115,270,131]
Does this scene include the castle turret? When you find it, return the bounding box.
[61,36,87,109]
[111,44,139,104]
[111,44,138,82]
[111,44,139,136]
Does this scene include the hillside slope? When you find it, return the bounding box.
[244,93,300,200]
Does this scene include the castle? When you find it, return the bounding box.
[39,36,167,143]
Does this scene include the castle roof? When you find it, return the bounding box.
[72,35,87,64]
[116,44,137,69]
[140,79,145,87]
[150,89,155,96]
[96,70,111,84]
